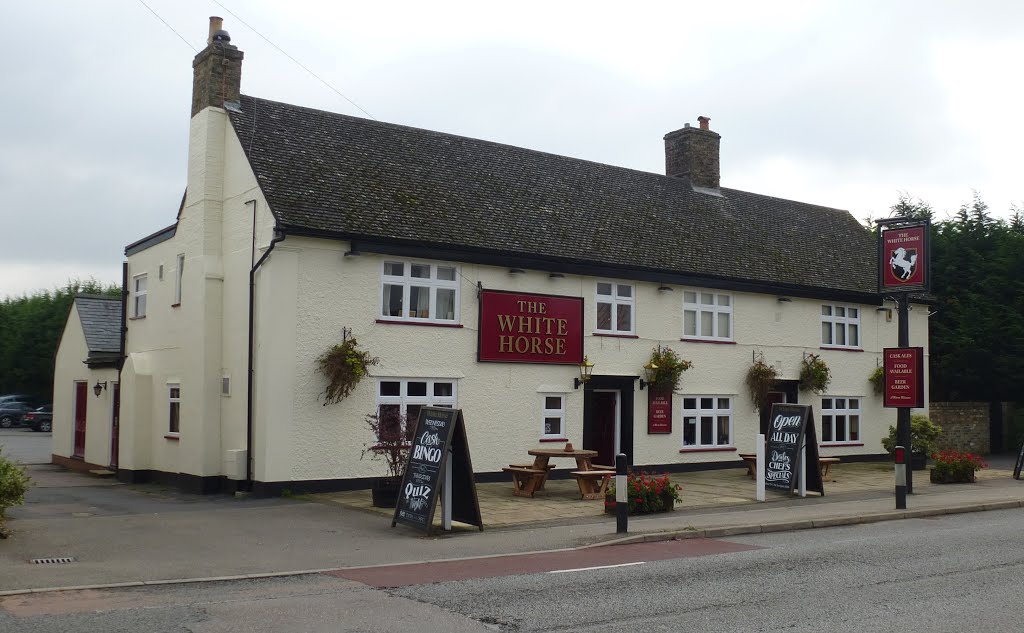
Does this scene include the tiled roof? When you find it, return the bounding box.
[75,295,121,354]
[228,95,878,297]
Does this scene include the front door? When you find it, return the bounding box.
[110,383,120,468]
[589,390,619,467]
[73,381,88,458]
[759,380,799,436]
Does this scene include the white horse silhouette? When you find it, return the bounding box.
[890,247,917,280]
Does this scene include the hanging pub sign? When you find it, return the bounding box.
[478,290,584,364]
[764,403,824,496]
[883,347,925,408]
[647,389,673,434]
[392,407,483,535]
[880,222,929,292]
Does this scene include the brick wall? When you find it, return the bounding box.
[928,402,990,454]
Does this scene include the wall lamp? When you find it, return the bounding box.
[639,360,658,390]
[574,356,594,389]
[93,381,108,397]
[657,284,674,292]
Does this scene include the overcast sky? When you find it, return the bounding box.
[2,1,1022,298]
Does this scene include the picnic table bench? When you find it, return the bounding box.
[504,446,610,500]
[738,454,841,479]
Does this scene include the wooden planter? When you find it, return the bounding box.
[929,468,976,484]
[604,493,676,515]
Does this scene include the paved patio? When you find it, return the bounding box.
[310,461,1007,529]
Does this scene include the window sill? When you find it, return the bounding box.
[819,346,864,352]
[171,303,181,308]
[539,437,569,443]
[680,338,735,345]
[821,442,863,447]
[129,316,146,321]
[592,332,638,339]
[164,434,180,441]
[375,319,463,328]
[679,446,737,453]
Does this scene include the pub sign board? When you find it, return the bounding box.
[764,403,824,496]
[392,407,483,535]
[647,388,673,434]
[478,290,584,364]
[880,223,929,292]
[883,347,925,408]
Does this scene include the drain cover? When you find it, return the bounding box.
[30,557,75,565]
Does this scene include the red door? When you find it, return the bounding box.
[110,383,120,468]
[73,381,88,458]
[591,391,618,467]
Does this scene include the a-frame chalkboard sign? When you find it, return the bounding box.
[764,403,825,496]
[392,407,483,535]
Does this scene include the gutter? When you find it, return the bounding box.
[246,200,286,488]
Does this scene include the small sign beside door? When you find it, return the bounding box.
[647,388,672,434]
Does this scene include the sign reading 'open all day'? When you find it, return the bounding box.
[478,290,583,364]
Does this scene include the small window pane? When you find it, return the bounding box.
[849,308,858,318]
[411,264,430,278]
[437,288,456,321]
[835,399,845,408]
[849,398,859,408]
[135,276,147,292]
[405,405,422,428]
[683,398,696,409]
[849,324,859,346]
[169,386,180,399]
[835,416,847,441]
[597,282,612,296]
[437,266,456,281]
[822,398,832,408]
[717,416,730,445]
[718,295,730,306]
[700,397,713,409]
[383,284,403,317]
[700,311,713,337]
[384,262,404,276]
[544,417,562,435]
[684,291,697,303]
[617,284,632,298]
[836,307,846,317]
[683,418,696,445]
[836,326,846,346]
[684,310,696,336]
[434,382,454,397]
[718,398,730,409]
[850,416,860,440]
[380,381,400,396]
[545,396,562,410]
[169,403,180,433]
[822,416,833,441]
[409,286,430,318]
[701,416,713,443]
[616,304,631,332]
[408,382,427,397]
[701,293,714,305]
[821,322,832,345]
[596,303,612,330]
[717,312,730,338]
[821,305,832,316]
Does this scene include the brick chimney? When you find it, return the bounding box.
[664,116,721,189]
[191,17,244,118]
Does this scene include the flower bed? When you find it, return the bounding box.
[604,472,680,514]
[929,450,987,484]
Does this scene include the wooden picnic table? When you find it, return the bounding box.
[503,447,613,500]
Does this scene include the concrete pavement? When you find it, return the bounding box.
[2,457,1023,594]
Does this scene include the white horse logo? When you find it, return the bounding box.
[890,247,917,281]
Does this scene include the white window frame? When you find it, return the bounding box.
[174,254,184,305]
[681,395,733,448]
[376,378,458,435]
[821,396,861,444]
[133,273,148,318]
[540,393,567,439]
[821,304,861,349]
[167,383,181,435]
[682,289,733,341]
[379,260,460,324]
[594,281,635,335]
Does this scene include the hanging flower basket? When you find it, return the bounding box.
[745,357,779,413]
[316,337,380,405]
[644,346,693,392]
[869,366,884,395]
[799,353,831,394]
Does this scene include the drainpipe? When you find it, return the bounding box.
[114,261,127,470]
[246,199,285,489]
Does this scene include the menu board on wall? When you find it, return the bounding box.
[647,389,673,434]
[764,403,824,496]
[392,407,483,535]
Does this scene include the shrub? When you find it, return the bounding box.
[360,409,413,480]
[606,472,680,513]
[881,414,942,456]
[931,450,987,481]
[0,449,31,525]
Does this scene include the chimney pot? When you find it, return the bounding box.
[208,16,224,45]
[698,116,711,130]
[192,17,244,118]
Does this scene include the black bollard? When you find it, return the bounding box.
[616,453,628,534]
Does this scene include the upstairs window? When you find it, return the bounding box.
[174,254,184,305]
[380,261,459,324]
[168,383,181,434]
[821,304,860,349]
[683,290,732,341]
[594,281,634,335]
[133,274,148,318]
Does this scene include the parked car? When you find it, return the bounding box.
[0,401,35,428]
[0,394,35,405]
[22,405,52,432]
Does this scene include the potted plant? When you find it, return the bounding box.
[799,353,831,394]
[881,414,942,470]
[644,346,693,392]
[361,409,413,507]
[869,366,884,395]
[316,337,380,405]
[604,472,680,514]
[930,450,987,484]
[745,356,779,413]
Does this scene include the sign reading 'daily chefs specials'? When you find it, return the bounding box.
[647,389,673,434]
[764,403,824,496]
[880,223,929,292]
[883,347,925,408]
[392,407,483,535]
[478,290,583,364]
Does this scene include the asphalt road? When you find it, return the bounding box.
[0,428,51,465]
[2,507,1022,632]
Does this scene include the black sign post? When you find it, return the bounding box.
[1014,440,1024,481]
[764,403,824,496]
[392,407,483,535]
